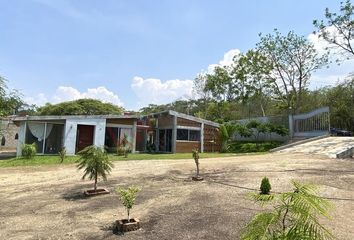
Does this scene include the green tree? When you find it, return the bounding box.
[77,146,114,191]
[117,186,140,222]
[36,98,124,115]
[235,50,274,116]
[314,0,354,58]
[256,30,328,113]
[0,76,24,116]
[242,181,334,240]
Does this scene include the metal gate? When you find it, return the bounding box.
[290,107,330,138]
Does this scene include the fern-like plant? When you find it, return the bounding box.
[77,145,114,191]
[242,180,334,240]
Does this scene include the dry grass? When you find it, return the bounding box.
[0,153,354,240]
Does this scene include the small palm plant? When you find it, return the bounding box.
[58,147,66,163]
[242,180,334,240]
[120,134,130,158]
[77,145,114,192]
[192,149,200,177]
[192,149,203,181]
[117,186,140,222]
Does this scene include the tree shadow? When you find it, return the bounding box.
[61,191,87,201]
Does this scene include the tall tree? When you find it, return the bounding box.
[234,50,274,116]
[0,76,24,116]
[256,30,328,113]
[313,0,354,59]
[36,98,124,115]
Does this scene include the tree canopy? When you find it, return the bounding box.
[314,0,354,58]
[0,76,24,116]
[36,98,124,116]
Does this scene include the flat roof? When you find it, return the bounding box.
[12,114,139,122]
[12,111,220,127]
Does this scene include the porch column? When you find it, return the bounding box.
[288,114,294,139]
[172,115,177,153]
[132,120,137,153]
[200,123,204,153]
[16,121,27,157]
[155,118,159,151]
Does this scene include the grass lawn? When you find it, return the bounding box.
[0,152,264,168]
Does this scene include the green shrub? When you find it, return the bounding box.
[117,186,140,222]
[21,143,37,159]
[227,141,282,153]
[260,177,271,195]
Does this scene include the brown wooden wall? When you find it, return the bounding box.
[106,118,135,125]
[158,114,174,128]
[203,124,221,152]
[177,117,201,127]
[176,141,200,153]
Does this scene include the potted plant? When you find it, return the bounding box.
[116,186,141,232]
[77,145,114,196]
[192,149,203,181]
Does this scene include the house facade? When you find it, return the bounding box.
[13,110,221,156]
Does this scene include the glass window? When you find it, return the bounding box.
[105,127,120,153]
[44,124,64,154]
[177,129,188,140]
[189,130,200,141]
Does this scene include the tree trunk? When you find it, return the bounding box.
[94,172,97,191]
[127,209,130,222]
[196,161,200,177]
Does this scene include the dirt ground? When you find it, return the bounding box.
[0,153,354,240]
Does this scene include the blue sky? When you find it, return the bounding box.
[0,0,352,110]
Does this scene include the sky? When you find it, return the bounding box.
[0,0,353,110]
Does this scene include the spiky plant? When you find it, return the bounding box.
[117,186,140,222]
[77,145,114,191]
[242,180,334,240]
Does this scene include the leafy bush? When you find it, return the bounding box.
[21,143,37,159]
[117,186,140,222]
[58,147,66,163]
[260,177,271,195]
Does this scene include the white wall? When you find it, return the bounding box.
[16,122,26,156]
[64,118,106,155]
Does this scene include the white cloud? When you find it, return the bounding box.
[131,76,194,108]
[207,49,241,73]
[130,49,243,109]
[25,86,123,107]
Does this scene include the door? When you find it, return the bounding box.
[158,129,172,152]
[76,125,95,153]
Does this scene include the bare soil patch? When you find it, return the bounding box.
[0,153,354,240]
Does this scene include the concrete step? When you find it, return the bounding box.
[273,136,354,159]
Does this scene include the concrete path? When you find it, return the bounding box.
[277,136,354,158]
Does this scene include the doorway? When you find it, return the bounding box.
[76,125,95,153]
[158,129,172,152]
